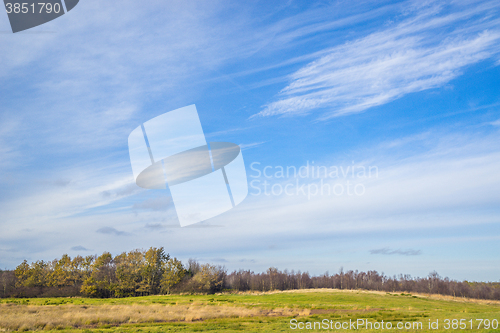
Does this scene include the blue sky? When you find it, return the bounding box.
[1,0,500,281]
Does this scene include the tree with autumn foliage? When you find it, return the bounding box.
[161,257,185,294]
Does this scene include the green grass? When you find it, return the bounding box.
[1,289,499,332]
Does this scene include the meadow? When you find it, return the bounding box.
[1,289,499,332]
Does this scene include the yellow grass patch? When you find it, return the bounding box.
[0,303,254,331]
[0,303,307,331]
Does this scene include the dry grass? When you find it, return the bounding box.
[0,303,304,331]
[2,290,498,331]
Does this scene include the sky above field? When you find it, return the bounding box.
[1,0,500,281]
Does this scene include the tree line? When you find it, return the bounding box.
[1,248,499,300]
[1,248,225,298]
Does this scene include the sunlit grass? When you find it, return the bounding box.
[1,289,499,332]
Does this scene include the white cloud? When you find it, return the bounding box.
[0,164,140,233]
[3,127,499,279]
[239,141,267,150]
[0,0,303,156]
[0,117,21,169]
[258,1,500,119]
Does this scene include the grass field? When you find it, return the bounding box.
[1,289,499,332]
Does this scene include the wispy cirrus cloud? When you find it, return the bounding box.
[370,248,422,256]
[239,141,267,150]
[257,1,500,119]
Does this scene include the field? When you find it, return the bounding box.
[1,289,499,332]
